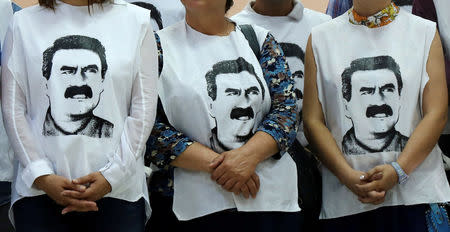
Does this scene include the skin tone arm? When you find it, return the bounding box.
[171,142,221,173]
[303,36,385,203]
[356,31,448,197]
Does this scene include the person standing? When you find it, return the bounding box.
[303,0,450,231]
[1,0,158,231]
[147,0,300,231]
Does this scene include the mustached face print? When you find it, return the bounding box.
[341,56,409,155]
[42,35,114,138]
[206,57,266,152]
[279,43,305,105]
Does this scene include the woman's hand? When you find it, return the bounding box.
[210,155,260,198]
[210,148,260,194]
[238,173,260,199]
[60,172,112,214]
[34,174,98,214]
[339,168,385,205]
[355,164,398,205]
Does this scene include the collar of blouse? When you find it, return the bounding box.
[348,2,400,28]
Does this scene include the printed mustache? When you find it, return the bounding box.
[294,89,303,100]
[64,85,93,99]
[366,104,393,118]
[230,107,254,121]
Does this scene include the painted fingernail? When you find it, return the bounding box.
[360,175,365,180]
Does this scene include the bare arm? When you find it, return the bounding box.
[303,35,354,182]
[171,142,220,173]
[398,31,448,174]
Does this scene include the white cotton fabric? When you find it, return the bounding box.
[433,0,450,135]
[0,0,12,45]
[157,21,299,221]
[124,0,185,31]
[400,5,412,13]
[1,0,158,221]
[232,0,330,146]
[0,0,14,182]
[312,11,450,219]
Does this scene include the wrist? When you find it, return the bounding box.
[336,165,355,185]
[237,146,263,166]
[390,161,409,184]
[34,174,51,191]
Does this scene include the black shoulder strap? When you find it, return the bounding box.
[240,24,261,60]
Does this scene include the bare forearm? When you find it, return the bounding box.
[305,120,352,181]
[241,131,279,164]
[171,142,219,173]
[398,111,447,174]
[398,31,449,174]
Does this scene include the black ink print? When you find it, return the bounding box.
[280,43,305,101]
[42,35,114,138]
[132,2,164,30]
[205,57,265,152]
[341,55,409,155]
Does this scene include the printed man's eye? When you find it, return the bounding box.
[61,70,75,75]
[383,87,395,93]
[86,68,98,73]
[246,87,260,96]
[225,89,240,96]
[360,87,375,95]
[248,90,260,95]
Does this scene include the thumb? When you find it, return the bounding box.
[366,166,384,180]
[370,172,384,181]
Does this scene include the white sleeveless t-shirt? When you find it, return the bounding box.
[157,22,299,221]
[311,10,450,219]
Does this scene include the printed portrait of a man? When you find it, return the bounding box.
[341,55,409,155]
[206,57,266,153]
[42,35,114,138]
[280,42,305,104]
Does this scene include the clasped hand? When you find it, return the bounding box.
[34,172,112,214]
[209,148,261,199]
[343,164,399,205]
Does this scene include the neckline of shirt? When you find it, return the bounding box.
[184,19,238,39]
[54,0,125,10]
[348,2,400,28]
[245,0,304,21]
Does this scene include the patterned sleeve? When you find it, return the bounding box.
[256,33,299,156]
[144,33,194,169]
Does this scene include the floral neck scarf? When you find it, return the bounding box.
[348,2,400,28]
